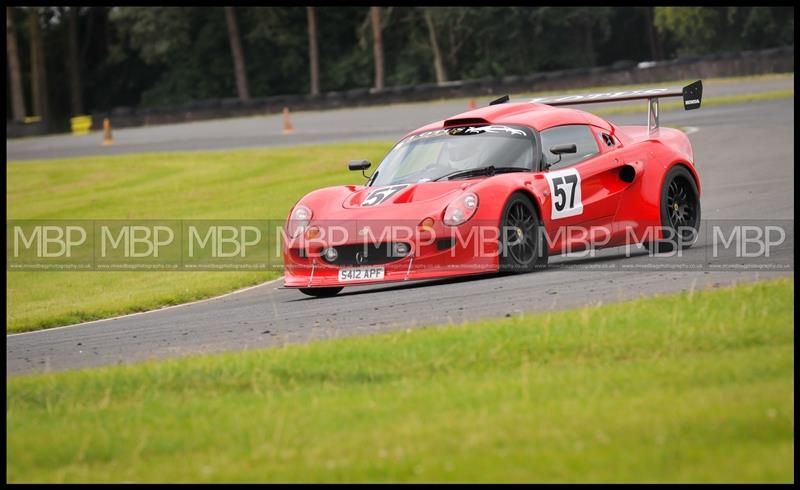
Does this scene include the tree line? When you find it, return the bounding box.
[6,6,794,128]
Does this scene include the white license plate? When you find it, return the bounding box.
[338,267,385,282]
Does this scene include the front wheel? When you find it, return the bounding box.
[499,193,548,273]
[299,287,343,298]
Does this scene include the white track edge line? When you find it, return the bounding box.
[7,276,285,337]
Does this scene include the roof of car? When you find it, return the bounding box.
[407,101,614,137]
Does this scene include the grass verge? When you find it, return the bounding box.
[6,142,394,333]
[6,278,794,483]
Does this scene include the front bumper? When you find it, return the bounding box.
[283,236,499,288]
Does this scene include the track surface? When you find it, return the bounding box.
[6,98,794,376]
[6,76,793,161]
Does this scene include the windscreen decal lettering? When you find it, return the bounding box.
[408,129,449,142]
[463,125,527,136]
[408,125,528,141]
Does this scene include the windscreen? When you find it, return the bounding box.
[369,124,536,186]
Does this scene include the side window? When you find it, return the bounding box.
[540,125,600,170]
[601,132,616,147]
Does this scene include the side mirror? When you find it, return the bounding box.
[348,160,371,171]
[544,143,577,169]
[348,160,372,180]
[550,144,577,155]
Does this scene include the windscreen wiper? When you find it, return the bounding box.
[433,165,528,181]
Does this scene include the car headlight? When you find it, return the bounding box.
[288,204,312,238]
[443,192,479,226]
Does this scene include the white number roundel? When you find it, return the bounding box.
[544,168,583,219]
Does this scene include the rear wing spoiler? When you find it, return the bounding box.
[530,80,703,134]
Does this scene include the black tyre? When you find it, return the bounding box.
[499,192,548,273]
[646,165,701,253]
[299,287,343,298]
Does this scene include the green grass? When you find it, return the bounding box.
[6,142,394,333]
[6,278,794,483]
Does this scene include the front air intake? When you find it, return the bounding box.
[323,242,411,266]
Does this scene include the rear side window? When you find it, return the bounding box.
[540,125,600,170]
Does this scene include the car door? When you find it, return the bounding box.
[539,124,628,252]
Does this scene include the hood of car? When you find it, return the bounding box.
[342,180,473,209]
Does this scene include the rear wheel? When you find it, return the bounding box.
[499,193,548,273]
[646,165,701,253]
[299,287,343,298]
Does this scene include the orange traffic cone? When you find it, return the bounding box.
[282,107,294,134]
[102,118,114,146]
[468,98,477,110]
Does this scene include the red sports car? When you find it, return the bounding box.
[283,81,704,297]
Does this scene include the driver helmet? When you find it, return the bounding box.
[443,136,482,170]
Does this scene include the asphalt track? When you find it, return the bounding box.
[6,98,794,376]
[5,75,793,161]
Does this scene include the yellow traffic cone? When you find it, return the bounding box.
[282,107,294,134]
[102,118,114,146]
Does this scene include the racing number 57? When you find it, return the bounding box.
[552,174,578,211]
[546,168,583,219]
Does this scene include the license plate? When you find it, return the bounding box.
[338,267,385,282]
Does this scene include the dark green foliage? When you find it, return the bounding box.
[654,7,794,56]
[6,6,794,124]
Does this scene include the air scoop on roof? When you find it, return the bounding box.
[443,117,489,128]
